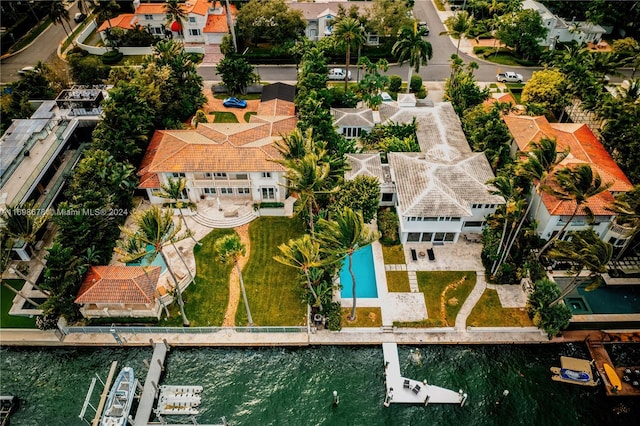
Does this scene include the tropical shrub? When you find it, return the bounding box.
[378,208,400,245]
[389,75,402,92]
[101,50,123,65]
[410,74,423,93]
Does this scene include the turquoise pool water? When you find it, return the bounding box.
[126,244,167,273]
[556,277,640,314]
[340,245,378,298]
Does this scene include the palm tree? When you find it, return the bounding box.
[49,1,71,39]
[392,25,433,93]
[539,164,613,259]
[316,208,379,321]
[274,235,326,311]
[281,152,333,235]
[333,17,366,91]
[215,234,253,327]
[605,185,640,261]
[116,206,191,326]
[157,177,199,246]
[547,229,613,306]
[486,174,523,276]
[274,128,314,162]
[165,0,187,41]
[441,11,474,57]
[0,201,50,265]
[493,138,568,273]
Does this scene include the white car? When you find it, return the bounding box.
[328,68,352,81]
[18,66,35,76]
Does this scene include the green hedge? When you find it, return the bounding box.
[101,50,123,65]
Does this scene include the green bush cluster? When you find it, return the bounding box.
[101,50,123,65]
[389,75,402,92]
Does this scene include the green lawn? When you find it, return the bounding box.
[341,307,382,327]
[0,280,37,329]
[211,111,239,123]
[166,229,236,326]
[381,244,405,264]
[416,271,476,327]
[386,271,410,292]
[240,217,307,326]
[467,289,533,327]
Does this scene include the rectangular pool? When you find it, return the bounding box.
[340,245,378,298]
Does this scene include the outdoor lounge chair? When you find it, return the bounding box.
[403,379,410,389]
[411,249,417,261]
[427,248,435,261]
[412,384,421,394]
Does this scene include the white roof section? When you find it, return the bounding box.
[345,153,384,181]
[332,108,375,128]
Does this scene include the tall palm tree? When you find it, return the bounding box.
[274,235,326,311]
[547,229,613,306]
[333,17,366,91]
[392,25,433,93]
[165,0,187,41]
[486,174,523,276]
[539,164,613,259]
[493,138,568,273]
[49,1,71,39]
[274,128,314,162]
[441,11,474,57]
[157,177,199,246]
[281,152,333,235]
[606,186,640,261]
[116,206,191,326]
[215,234,253,326]
[316,208,379,321]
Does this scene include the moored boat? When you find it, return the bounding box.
[560,368,591,382]
[101,367,135,426]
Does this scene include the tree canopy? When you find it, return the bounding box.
[236,0,305,47]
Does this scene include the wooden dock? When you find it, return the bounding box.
[550,356,599,387]
[585,332,640,397]
[382,343,467,406]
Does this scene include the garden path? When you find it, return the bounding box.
[221,224,250,326]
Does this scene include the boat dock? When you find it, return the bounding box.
[156,385,202,415]
[134,341,168,426]
[381,343,467,406]
[585,332,640,397]
[550,356,600,387]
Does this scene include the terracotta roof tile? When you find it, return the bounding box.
[75,266,160,304]
[97,14,138,32]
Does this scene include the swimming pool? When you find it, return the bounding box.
[340,245,378,298]
[126,244,168,273]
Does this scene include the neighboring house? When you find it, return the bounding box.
[287,1,378,45]
[98,0,236,45]
[75,265,163,319]
[138,88,297,206]
[522,0,606,48]
[332,108,376,140]
[339,99,504,244]
[503,114,634,247]
[0,87,106,260]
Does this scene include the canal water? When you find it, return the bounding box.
[1,344,639,425]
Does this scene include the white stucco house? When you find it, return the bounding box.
[522,0,606,48]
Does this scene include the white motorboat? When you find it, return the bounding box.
[101,367,135,426]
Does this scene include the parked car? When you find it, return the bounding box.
[418,22,430,36]
[17,66,35,76]
[496,71,524,83]
[222,97,247,108]
[328,68,351,81]
[74,13,87,23]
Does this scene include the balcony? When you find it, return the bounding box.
[609,222,634,238]
[192,178,251,188]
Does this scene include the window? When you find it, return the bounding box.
[451,217,460,222]
[152,27,162,35]
[144,14,153,20]
[214,172,227,179]
[342,127,362,139]
[381,193,393,202]
[237,188,250,195]
[261,172,272,178]
[424,217,437,221]
[434,232,445,242]
[171,172,186,178]
[421,233,433,242]
[261,187,275,200]
[203,188,216,195]
[463,221,484,228]
[189,29,200,36]
[407,233,420,242]
[204,172,213,179]
[220,188,233,195]
[472,204,481,209]
[444,233,455,242]
[235,173,248,180]
[189,17,196,23]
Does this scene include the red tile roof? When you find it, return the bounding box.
[503,115,632,216]
[203,4,237,33]
[135,0,210,16]
[75,266,160,304]
[97,14,138,32]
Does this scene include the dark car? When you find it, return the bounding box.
[74,13,87,23]
[418,22,429,36]
[222,97,247,108]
